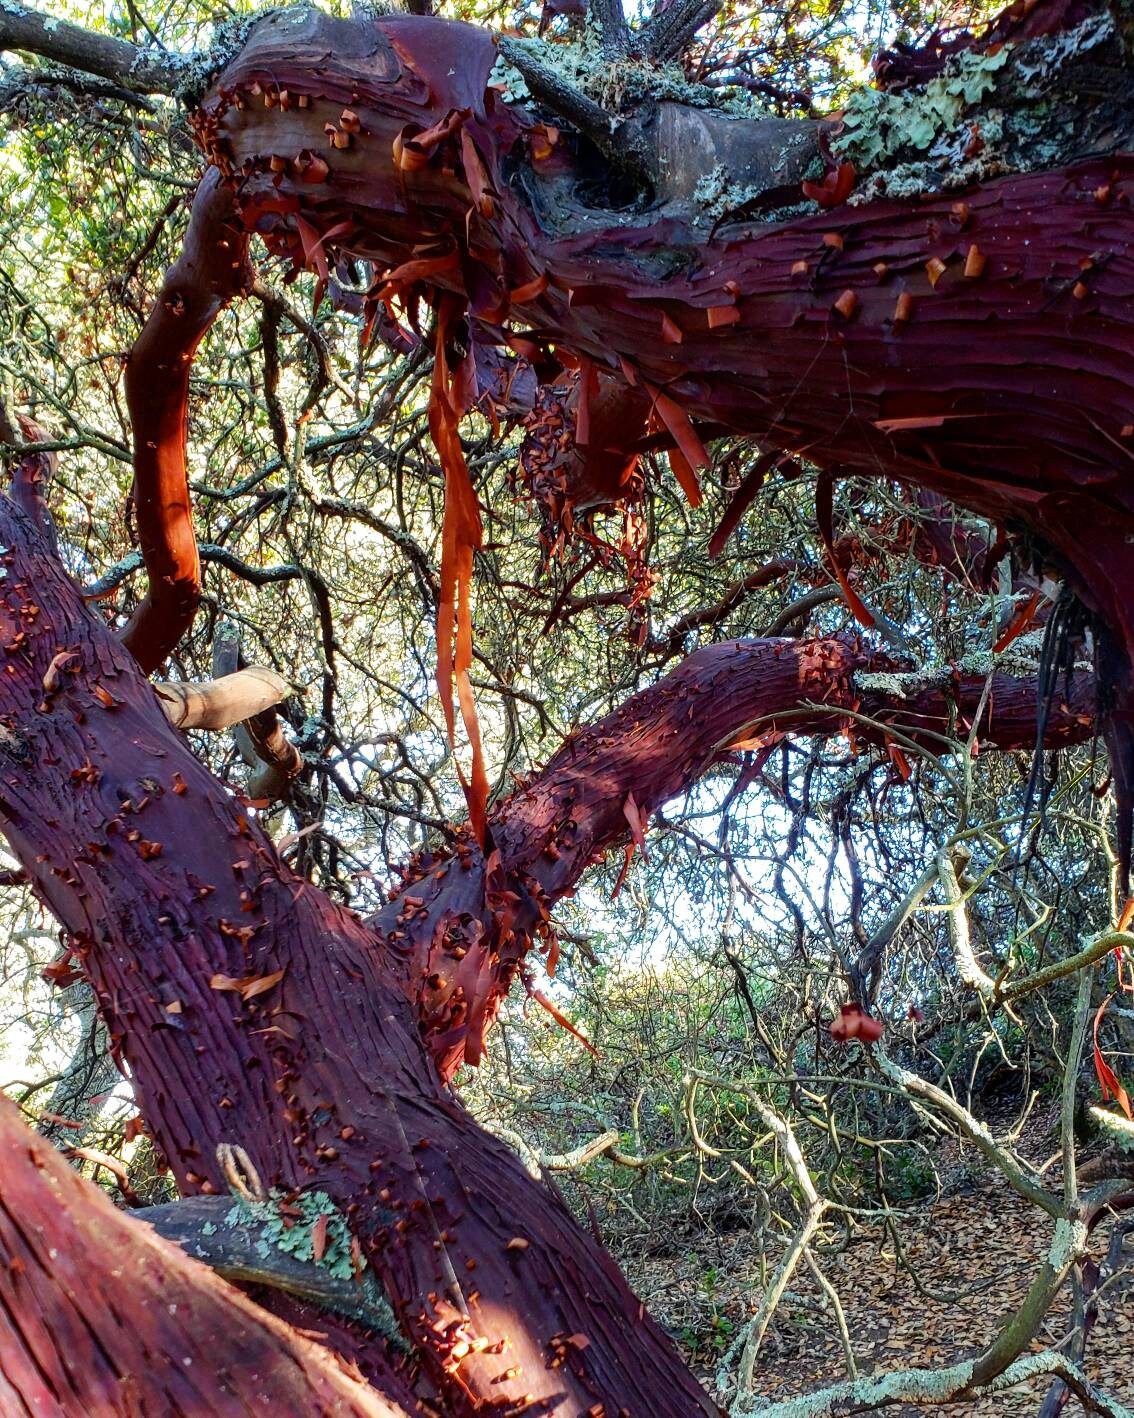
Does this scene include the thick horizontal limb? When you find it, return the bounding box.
[0,1,181,95]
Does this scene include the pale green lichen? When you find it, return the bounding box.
[225,1186,363,1281]
[1088,1103,1134,1150]
[854,629,1071,701]
[837,13,1120,203]
[1047,1215,1088,1268]
[691,158,821,225]
[837,46,1010,171]
[691,164,765,221]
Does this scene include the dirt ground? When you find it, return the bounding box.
[622,1122,1134,1415]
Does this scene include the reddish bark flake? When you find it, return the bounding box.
[1093,996,1133,1118]
[830,1004,884,1043]
[209,968,286,1000]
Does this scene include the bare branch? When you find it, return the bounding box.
[154,666,291,732]
[496,38,654,183]
[139,1195,405,1342]
[591,0,632,54]
[640,0,722,61]
[0,1,183,95]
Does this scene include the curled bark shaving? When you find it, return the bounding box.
[154,666,291,731]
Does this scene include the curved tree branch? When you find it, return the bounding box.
[120,170,252,673]
[154,666,291,731]
[368,633,1096,1078]
[0,2,183,96]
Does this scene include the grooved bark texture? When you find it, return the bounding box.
[190,7,1134,849]
[0,496,717,1417]
[0,1092,409,1417]
[0,495,1094,1410]
[373,636,1094,1078]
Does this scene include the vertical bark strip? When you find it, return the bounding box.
[0,1092,412,1417]
[120,170,252,673]
[0,495,717,1416]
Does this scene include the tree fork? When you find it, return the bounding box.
[0,493,719,1415]
[0,487,1099,1411]
[0,1090,414,1417]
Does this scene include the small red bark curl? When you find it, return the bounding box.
[830,1003,884,1043]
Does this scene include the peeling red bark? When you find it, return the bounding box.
[0,490,1094,1411]
[0,495,719,1416]
[0,1091,412,1416]
[373,635,1094,1079]
[190,10,1134,636]
[121,170,252,674]
[165,6,1134,856]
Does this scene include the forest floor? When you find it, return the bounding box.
[621,1102,1134,1415]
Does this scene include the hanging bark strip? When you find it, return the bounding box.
[176,4,1134,859]
[815,469,877,629]
[430,293,490,843]
[121,170,252,674]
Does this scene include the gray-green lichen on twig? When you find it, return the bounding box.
[491,15,765,117]
[836,12,1127,202]
[225,1185,362,1280]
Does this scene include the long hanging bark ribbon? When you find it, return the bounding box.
[1093,994,1133,1119]
[645,383,706,508]
[429,293,489,844]
[814,468,877,629]
[708,448,781,558]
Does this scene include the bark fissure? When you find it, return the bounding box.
[0,495,718,1415]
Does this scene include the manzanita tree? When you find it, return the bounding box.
[0,0,1132,1412]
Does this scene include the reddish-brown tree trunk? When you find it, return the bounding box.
[0,494,718,1416]
[0,493,1091,1412]
[0,1091,411,1417]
